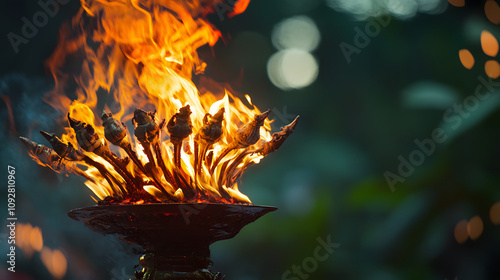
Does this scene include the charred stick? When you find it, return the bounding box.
[144,143,171,196]
[260,115,299,157]
[216,160,232,201]
[133,108,178,199]
[229,116,299,186]
[122,143,168,201]
[152,142,177,188]
[68,113,139,192]
[206,151,213,170]
[193,142,210,185]
[223,148,257,190]
[194,108,224,184]
[102,110,150,177]
[139,142,175,199]
[170,145,196,198]
[173,144,182,171]
[210,109,271,174]
[19,136,94,182]
[84,156,127,195]
[101,152,138,189]
[167,105,193,169]
[132,109,161,171]
[194,140,200,177]
[152,142,191,199]
[166,105,197,199]
[40,131,125,196]
[173,167,193,198]
[209,148,231,175]
[123,144,149,175]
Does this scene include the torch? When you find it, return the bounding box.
[19,0,298,278]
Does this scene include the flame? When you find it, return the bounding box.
[41,0,275,204]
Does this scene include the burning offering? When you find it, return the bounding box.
[19,0,297,279]
[21,0,298,206]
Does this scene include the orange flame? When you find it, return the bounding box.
[43,0,273,204]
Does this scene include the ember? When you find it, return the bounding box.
[20,0,298,205]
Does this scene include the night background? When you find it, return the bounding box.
[1,0,500,279]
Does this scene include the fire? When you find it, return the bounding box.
[22,0,298,204]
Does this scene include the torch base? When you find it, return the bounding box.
[135,253,224,280]
[68,203,276,280]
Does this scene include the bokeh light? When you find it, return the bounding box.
[14,223,67,279]
[16,223,36,258]
[459,49,475,69]
[485,0,500,25]
[480,30,499,57]
[490,202,500,225]
[485,60,500,78]
[271,16,321,52]
[454,219,468,244]
[267,49,319,90]
[30,226,44,252]
[41,248,68,280]
[448,0,465,8]
[384,0,418,19]
[326,0,446,20]
[467,216,484,240]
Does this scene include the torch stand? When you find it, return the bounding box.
[68,203,276,280]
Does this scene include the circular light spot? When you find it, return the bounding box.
[267,49,319,90]
[481,30,499,57]
[485,0,500,25]
[490,202,500,225]
[459,49,475,69]
[51,249,67,279]
[454,219,468,244]
[326,0,377,20]
[485,60,500,78]
[271,16,321,52]
[418,0,442,13]
[467,215,484,240]
[448,0,465,7]
[384,0,418,19]
[30,226,43,252]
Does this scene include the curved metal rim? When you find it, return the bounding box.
[68,203,277,219]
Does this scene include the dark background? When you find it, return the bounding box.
[1,0,500,279]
